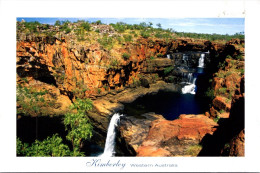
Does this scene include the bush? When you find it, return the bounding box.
[185,145,202,156]
[17,135,76,156]
[235,54,244,61]
[110,58,120,67]
[16,85,55,116]
[24,21,41,33]
[123,34,132,42]
[164,66,174,75]
[80,22,91,31]
[218,87,227,95]
[216,71,225,78]
[205,88,215,100]
[239,68,244,75]
[140,30,150,38]
[157,53,163,57]
[122,53,131,60]
[219,109,225,114]
[97,36,113,49]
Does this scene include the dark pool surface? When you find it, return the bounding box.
[123,91,210,120]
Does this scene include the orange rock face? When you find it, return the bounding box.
[137,114,218,156]
[229,129,244,156]
[212,96,231,112]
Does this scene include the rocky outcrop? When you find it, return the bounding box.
[136,114,218,156]
[198,76,244,156]
[229,129,244,156]
[117,112,164,156]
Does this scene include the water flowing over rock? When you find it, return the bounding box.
[100,113,122,157]
[198,53,205,68]
[182,75,197,95]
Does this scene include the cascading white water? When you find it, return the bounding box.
[187,73,193,83]
[182,76,197,95]
[167,54,171,59]
[198,53,205,68]
[100,113,122,157]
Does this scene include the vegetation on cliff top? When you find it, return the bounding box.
[17,20,244,44]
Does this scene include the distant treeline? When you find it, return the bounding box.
[17,20,244,41]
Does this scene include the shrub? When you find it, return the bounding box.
[239,68,244,75]
[164,66,174,75]
[97,88,101,94]
[157,53,163,57]
[72,80,89,99]
[110,58,120,67]
[150,56,155,60]
[16,85,55,116]
[80,22,91,31]
[226,55,232,59]
[17,135,75,156]
[219,109,225,114]
[94,20,102,25]
[218,87,227,95]
[103,85,109,91]
[235,54,244,61]
[97,36,113,49]
[75,28,85,41]
[216,71,225,78]
[122,53,131,60]
[205,88,215,100]
[218,62,226,70]
[140,30,150,38]
[214,115,220,122]
[185,145,202,156]
[123,34,132,42]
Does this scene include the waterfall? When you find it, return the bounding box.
[182,54,189,66]
[100,113,122,157]
[198,53,205,68]
[187,73,193,83]
[167,54,171,59]
[182,74,197,95]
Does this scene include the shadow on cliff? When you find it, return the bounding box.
[198,91,244,156]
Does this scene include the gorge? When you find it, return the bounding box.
[16,20,245,157]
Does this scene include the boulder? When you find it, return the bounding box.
[212,96,231,112]
[137,114,218,156]
[117,112,164,155]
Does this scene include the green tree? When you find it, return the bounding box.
[54,20,61,26]
[64,98,93,155]
[80,21,91,31]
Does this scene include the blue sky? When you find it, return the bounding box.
[17,18,244,35]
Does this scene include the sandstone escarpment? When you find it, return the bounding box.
[16,20,245,157]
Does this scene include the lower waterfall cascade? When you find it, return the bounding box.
[182,75,197,95]
[198,53,205,68]
[100,113,122,157]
